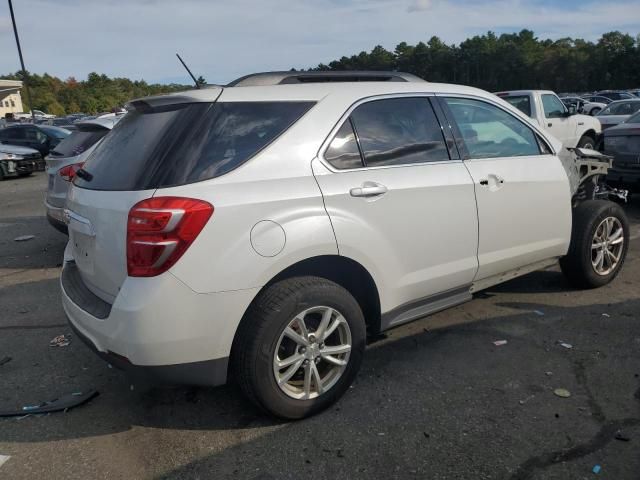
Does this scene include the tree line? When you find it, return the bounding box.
[0,71,190,116]
[2,30,638,116]
[312,30,640,93]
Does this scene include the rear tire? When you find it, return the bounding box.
[590,107,601,116]
[232,276,366,419]
[577,134,596,150]
[560,200,629,289]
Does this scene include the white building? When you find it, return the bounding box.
[0,79,24,117]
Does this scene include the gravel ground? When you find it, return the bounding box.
[0,172,639,480]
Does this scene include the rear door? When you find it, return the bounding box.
[439,95,571,281]
[313,96,479,318]
[540,94,575,145]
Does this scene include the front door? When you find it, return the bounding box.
[313,96,479,316]
[439,95,572,281]
[541,93,575,146]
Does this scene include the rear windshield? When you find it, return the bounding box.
[74,101,314,191]
[501,95,532,117]
[50,126,109,157]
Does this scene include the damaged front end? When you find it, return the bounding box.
[559,147,628,206]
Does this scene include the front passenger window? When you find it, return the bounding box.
[444,97,541,159]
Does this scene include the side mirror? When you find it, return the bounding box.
[567,105,577,116]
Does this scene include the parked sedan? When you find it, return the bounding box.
[45,117,120,233]
[602,110,640,190]
[0,144,42,180]
[595,91,636,101]
[0,124,71,162]
[596,99,640,130]
[582,95,614,105]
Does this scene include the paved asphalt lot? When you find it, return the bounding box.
[0,172,639,480]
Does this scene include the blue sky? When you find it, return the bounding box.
[0,0,638,85]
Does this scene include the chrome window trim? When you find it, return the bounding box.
[317,93,462,174]
[435,92,557,156]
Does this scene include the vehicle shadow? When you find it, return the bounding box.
[1,296,638,453]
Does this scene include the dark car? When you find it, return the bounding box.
[601,110,640,190]
[0,144,42,180]
[0,124,71,167]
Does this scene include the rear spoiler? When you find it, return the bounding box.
[126,86,223,112]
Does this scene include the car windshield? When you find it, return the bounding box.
[502,95,532,117]
[49,125,109,157]
[40,126,71,139]
[624,111,640,124]
[599,102,640,116]
[75,101,315,191]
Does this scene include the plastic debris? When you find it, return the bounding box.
[592,464,601,474]
[533,310,545,316]
[0,390,98,417]
[519,394,535,405]
[49,334,70,347]
[602,313,610,318]
[13,235,35,242]
[493,340,508,346]
[545,371,553,376]
[0,356,11,367]
[557,340,573,349]
[554,388,571,398]
[615,431,631,442]
[0,455,10,468]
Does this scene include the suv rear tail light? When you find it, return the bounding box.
[59,162,84,181]
[127,197,213,277]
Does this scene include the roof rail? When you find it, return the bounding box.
[227,71,425,87]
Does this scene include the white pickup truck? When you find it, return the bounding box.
[495,90,601,149]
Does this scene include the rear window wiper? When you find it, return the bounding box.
[75,168,93,182]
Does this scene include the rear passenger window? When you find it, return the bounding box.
[350,97,449,167]
[324,120,363,169]
[444,97,541,158]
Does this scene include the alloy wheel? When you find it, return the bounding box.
[591,216,624,275]
[273,306,352,400]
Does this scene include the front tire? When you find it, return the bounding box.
[232,276,366,419]
[577,134,596,150]
[560,200,629,289]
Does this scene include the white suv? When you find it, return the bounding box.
[61,71,629,419]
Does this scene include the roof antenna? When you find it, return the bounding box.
[176,53,201,89]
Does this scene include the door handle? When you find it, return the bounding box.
[479,175,504,187]
[350,182,388,198]
[547,122,553,127]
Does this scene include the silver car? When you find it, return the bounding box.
[45,116,121,233]
[596,99,640,130]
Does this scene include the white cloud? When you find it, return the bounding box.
[0,0,638,84]
[408,0,433,12]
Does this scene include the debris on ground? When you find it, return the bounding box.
[556,340,573,349]
[519,395,535,405]
[493,340,508,346]
[533,310,545,316]
[615,431,631,442]
[49,334,70,347]
[554,388,571,398]
[545,371,553,376]
[0,356,11,367]
[0,455,10,468]
[13,235,35,242]
[602,313,610,318]
[0,390,98,417]
[592,464,601,474]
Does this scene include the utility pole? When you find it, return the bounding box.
[8,0,36,122]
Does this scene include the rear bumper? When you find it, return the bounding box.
[60,248,259,386]
[45,201,68,234]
